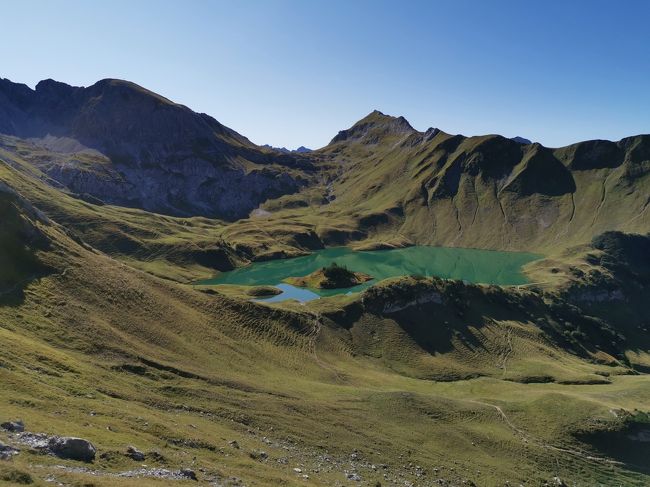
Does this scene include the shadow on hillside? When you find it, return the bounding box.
[363,283,536,355]
[354,278,630,360]
[0,266,53,307]
[0,245,53,307]
[575,422,650,475]
[1,187,55,307]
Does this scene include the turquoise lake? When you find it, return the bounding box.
[198,246,541,303]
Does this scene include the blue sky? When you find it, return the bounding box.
[2,0,649,149]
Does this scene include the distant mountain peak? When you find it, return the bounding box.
[511,136,532,144]
[35,78,70,90]
[360,110,413,127]
[262,144,312,154]
[330,110,416,144]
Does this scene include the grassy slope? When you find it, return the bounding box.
[0,136,249,282]
[2,117,648,286]
[239,113,649,257]
[0,182,649,486]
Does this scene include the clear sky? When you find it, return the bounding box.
[2,0,649,149]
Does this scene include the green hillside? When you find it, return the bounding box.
[0,82,648,486]
[244,111,649,256]
[0,170,649,485]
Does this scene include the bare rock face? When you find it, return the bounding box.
[180,468,198,481]
[48,436,96,462]
[0,77,315,220]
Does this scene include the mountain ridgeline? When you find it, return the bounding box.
[0,78,314,219]
[0,78,648,254]
[1,77,650,486]
[314,110,649,252]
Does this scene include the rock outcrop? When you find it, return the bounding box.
[1,420,25,433]
[48,437,97,462]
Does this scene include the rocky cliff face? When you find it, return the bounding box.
[0,78,315,219]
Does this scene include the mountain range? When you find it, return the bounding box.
[0,77,649,486]
[0,78,647,254]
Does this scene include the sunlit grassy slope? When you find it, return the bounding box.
[2,112,648,286]
[243,111,650,257]
[0,107,649,486]
[1,176,649,486]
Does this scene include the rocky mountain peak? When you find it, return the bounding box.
[329,110,416,145]
[0,77,316,220]
[35,78,75,93]
[511,136,532,144]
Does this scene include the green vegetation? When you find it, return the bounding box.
[320,262,361,284]
[285,262,373,289]
[0,193,648,484]
[0,465,33,485]
[0,99,648,485]
[246,285,283,297]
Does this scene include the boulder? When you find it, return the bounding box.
[48,436,96,462]
[180,468,197,481]
[126,445,145,461]
[1,420,25,432]
[0,441,20,460]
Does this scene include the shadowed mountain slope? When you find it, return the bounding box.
[0,78,316,219]
[0,181,52,297]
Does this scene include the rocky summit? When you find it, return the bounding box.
[0,78,315,219]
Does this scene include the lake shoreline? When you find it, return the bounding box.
[196,246,542,303]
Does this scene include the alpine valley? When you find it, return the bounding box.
[0,78,649,487]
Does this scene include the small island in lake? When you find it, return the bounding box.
[284,262,373,289]
[246,285,283,297]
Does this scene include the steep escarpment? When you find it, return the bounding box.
[0,78,316,219]
[558,232,650,368]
